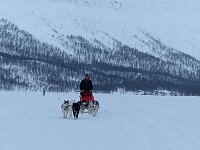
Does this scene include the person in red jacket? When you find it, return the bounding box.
[80,74,94,103]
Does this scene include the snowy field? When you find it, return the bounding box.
[1,91,200,150]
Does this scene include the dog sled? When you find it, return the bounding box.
[79,91,100,117]
[61,91,100,119]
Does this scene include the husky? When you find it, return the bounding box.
[79,100,89,114]
[68,100,75,117]
[61,100,69,118]
[88,100,100,117]
[61,100,74,118]
[72,102,80,119]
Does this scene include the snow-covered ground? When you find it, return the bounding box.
[1,91,200,150]
[1,0,200,59]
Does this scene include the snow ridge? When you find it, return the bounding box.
[0,0,200,59]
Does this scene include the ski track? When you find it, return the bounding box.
[0,91,200,150]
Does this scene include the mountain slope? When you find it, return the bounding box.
[1,0,200,94]
[1,19,200,94]
[0,0,200,59]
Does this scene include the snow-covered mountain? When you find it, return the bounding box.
[1,0,200,94]
[1,0,200,59]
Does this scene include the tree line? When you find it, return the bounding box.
[1,18,200,95]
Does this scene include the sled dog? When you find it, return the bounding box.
[61,100,69,118]
[61,100,74,118]
[72,102,80,119]
[88,100,100,117]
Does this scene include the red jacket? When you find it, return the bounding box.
[80,91,94,103]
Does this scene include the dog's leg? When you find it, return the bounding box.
[66,108,69,118]
[69,100,74,117]
[73,109,76,119]
[88,102,91,114]
[80,107,83,114]
[65,110,67,118]
[62,108,66,118]
[76,109,79,119]
[88,104,91,114]
[89,106,92,114]
[64,109,66,118]
[69,106,73,117]
[88,102,94,114]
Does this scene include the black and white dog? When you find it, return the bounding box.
[61,100,69,118]
[88,100,100,117]
[61,100,74,118]
[72,102,80,119]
